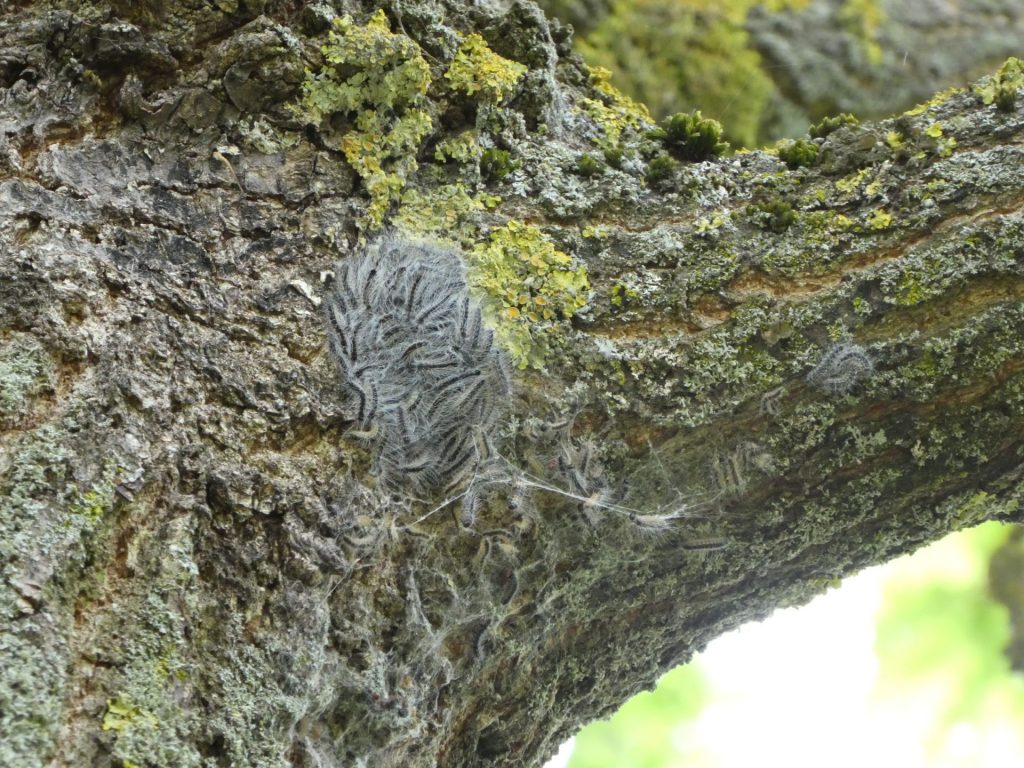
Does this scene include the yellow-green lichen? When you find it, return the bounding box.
[922,121,957,157]
[904,85,962,117]
[892,272,927,306]
[610,283,639,308]
[867,208,892,230]
[835,168,872,195]
[695,213,728,235]
[974,57,1023,112]
[578,65,653,147]
[394,183,498,236]
[581,224,611,239]
[467,221,590,368]
[434,131,482,164]
[69,462,123,521]
[237,117,300,155]
[293,10,433,226]
[102,696,159,734]
[444,33,527,103]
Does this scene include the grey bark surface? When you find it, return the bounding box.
[1,2,1022,768]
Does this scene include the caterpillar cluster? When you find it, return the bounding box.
[806,342,874,395]
[325,234,510,494]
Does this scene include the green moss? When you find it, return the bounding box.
[648,111,729,162]
[753,199,796,233]
[645,154,678,184]
[995,84,1018,112]
[809,113,859,139]
[292,10,433,227]
[444,32,527,103]
[602,144,625,168]
[480,147,516,181]
[467,221,590,368]
[574,153,604,177]
[777,138,818,169]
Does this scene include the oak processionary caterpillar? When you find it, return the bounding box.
[806,342,874,395]
[325,234,510,494]
[327,234,727,551]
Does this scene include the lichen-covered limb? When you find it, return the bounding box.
[0,3,1022,768]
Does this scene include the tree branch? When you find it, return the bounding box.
[1,2,1021,767]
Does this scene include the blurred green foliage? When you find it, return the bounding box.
[564,522,1024,767]
[875,521,1024,759]
[575,0,809,147]
[566,664,711,768]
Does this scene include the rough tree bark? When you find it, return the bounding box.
[1,2,1022,767]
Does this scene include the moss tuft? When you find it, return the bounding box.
[809,113,859,139]
[480,147,516,181]
[648,111,729,162]
[602,144,624,168]
[574,154,604,177]
[752,199,796,233]
[645,154,678,184]
[777,138,818,169]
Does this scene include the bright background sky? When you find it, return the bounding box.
[546,522,1024,768]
